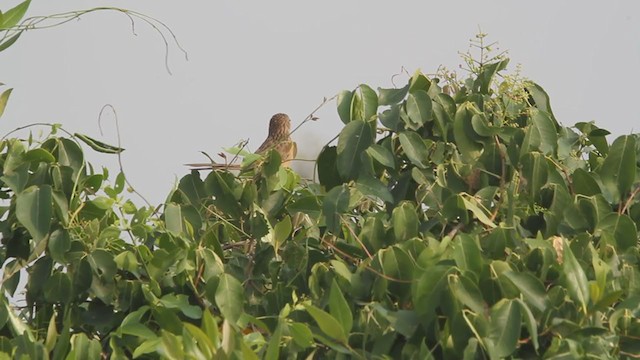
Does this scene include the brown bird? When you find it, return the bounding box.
[186,113,297,170]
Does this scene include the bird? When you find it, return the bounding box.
[186,113,297,170]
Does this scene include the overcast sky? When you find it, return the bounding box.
[1,1,639,205]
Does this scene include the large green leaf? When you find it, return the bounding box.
[329,280,353,335]
[398,131,429,169]
[487,299,521,358]
[304,304,348,344]
[453,103,483,161]
[502,271,550,312]
[16,185,52,246]
[596,213,637,251]
[598,135,636,202]
[449,274,486,315]
[366,144,395,168]
[378,84,409,106]
[452,234,483,275]
[204,171,242,218]
[520,152,548,202]
[392,201,418,241]
[336,90,354,124]
[336,120,374,180]
[525,82,556,122]
[323,184,350,234]
[351,84,378,121]
[404,90,432,130]
[561,239,590,312]
[317,145,341,189]
[355,176,393,203]
[43,272,72,304]
[215,274,243,324]
[412,265,452,323]
[572,168,602,196]
[0,0,31,29]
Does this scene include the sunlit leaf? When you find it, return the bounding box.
[0,0,31,29]
[304,304,347,344]
[0,88,13,118]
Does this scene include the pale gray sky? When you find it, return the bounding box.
[1,1,639,205]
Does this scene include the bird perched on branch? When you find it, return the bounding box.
[186,113,297,170]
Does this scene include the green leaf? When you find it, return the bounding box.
[598,135,636,202]
[392,201,418,241]
[265,322,282,360]
[572,168,601,196]
[200,310,219,347]
[304,304,348,344]
[355,176,393,203]
[165,203,183,235]
[351,84,378,121]
[488,299,521,358]
[336,120,373,180]
[204,171,242,218]
[404,90,432,129]
[289,322,314,348]
[513,299,539,351]
[475,58,509,94]
[525,82,556,120]
[273,215,292,246]
[461,196,496,228]
[379,104,402,131]
[158,294,203,319]
[0,0,31,29]
[16,185,52,245]
[57,138,85,178]
[23,148,55,163]
[398,131,429,169]
[371,304,419,338]
[596,213,637,251]
[409,70,430,93]
[561,238,590,312]
[502,271,550,312]
[329,280,353,334]
[366,144,395,168]
[183,323,215,359]
[520,152,548,202]
[452,234,483,275]
[0,31,22,53]
[48,229,70,263]
[68,333,101,360]
[378,84,409,106]
[0,88,13,118]
[43,272,72,303]
[530,109,558,155]
[75,133,124,154]
[336,90,354,124]
[215,274,243,324]
[317,145,341,189]
[323,184,349,233]
[412,265,452,323]
[449,274,486,315]
[453,103,483,161]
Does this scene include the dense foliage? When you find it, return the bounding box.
[1,2,640,359]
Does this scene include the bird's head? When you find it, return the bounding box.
[268,113,291,138]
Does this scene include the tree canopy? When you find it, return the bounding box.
[0,3,639,359]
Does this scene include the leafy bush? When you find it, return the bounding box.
[1,4,639,359]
